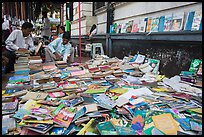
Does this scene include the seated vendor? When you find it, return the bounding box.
[45,32,74,63]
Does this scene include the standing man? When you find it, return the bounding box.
[3,22,35,73]
[45,32,74,63]
[41,11,51,40]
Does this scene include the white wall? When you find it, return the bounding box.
[71,2,202,35]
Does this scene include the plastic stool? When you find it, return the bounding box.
[91,43,104,58]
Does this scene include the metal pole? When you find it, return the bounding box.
[78,2,82,63]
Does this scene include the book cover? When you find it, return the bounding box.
[77,118,99,135]
[138,17,148,32]
[175,118,191,131]
[158,16,165,32]
[164,14,173,31]
[190,120,202,131]
[146,17,152,32]
[22,92,48,101]
[147,58,160,75]
[132,18,140,33]
[93,94,116,109]
[199,19,202,30]
[27,124,54,134]
[150,17,160,32]
[189,59,202,73]
[170,12,184,31]
[110,25,115,33]
[121,23,128,33]
[184,11,195,30]
[49,127,65,135]
[131,109,146,131]
[191,10,202,31]
[20,127,42,135]
[143,126,165,135]
[72,106,86,122]
[116,24,122,33]
[76,103,98,113]
[2,117,16,131]
[53,108,75,128]
[2,102,18,111]
[152,113,179,135]
[197,61,202,76]
[96,121,117,135]
[49,92,65,98]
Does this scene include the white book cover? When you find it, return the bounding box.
[138,18,147,32]
[164,14,173,31]
[191,10,202,31]
[150,17,160,32]
[170,12,184,31]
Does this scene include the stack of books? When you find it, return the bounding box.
[55,61,68,69]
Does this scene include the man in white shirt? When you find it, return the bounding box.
[3,22,35,73]
[41,12,51,40]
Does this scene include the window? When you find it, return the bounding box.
[95,2,105,10]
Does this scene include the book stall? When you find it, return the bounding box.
[2,49,202,135]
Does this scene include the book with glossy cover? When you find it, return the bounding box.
[170,12,184,31]
[53,108,75,128]
[184,11,195,30]
[138,17,148,32]
[146,17,152,32]
[191,10,202,31]
[150,17,160,32]
[158,16,165,32]
[164,14,173,31]
[132,18,140,33]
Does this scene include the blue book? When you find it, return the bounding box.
[199,19,202,30]
[110,25,114,33]
[175,118,191,131]
[184,11,195,30]
[158,16,165,32]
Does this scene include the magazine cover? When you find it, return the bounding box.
[150,17,160,32]
[138,17,147,32]
[191,10,202,31]
[53,108,75,128]
[131,18,140,32]
[146,17,152,32]
[164,14,173,31]
[184,11,195,31]
[170,12,184,31]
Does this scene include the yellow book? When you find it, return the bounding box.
[188,108,202,114]
[77,118,95,135]
[23,120,53,124]
[152,113,179,135]
[110,88,128,94]
[151,87,169,92]
[146,17,152,32]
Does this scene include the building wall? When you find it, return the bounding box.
[93,2,202,34]
[71,2,97,35]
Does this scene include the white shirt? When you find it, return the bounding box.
[48,38,72,62]
[2,20,9,30]
[5,29,35,52]
[41,18,51,37]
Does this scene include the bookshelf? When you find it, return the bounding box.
[71,31,202,42]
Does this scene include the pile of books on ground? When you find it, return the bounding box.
[2,54,202,135]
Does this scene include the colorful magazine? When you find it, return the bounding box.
[191,10,202,31]
[170,12,184,31]
[150,17,160,32]
[163,14,173,31]
[53,108,75,128]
